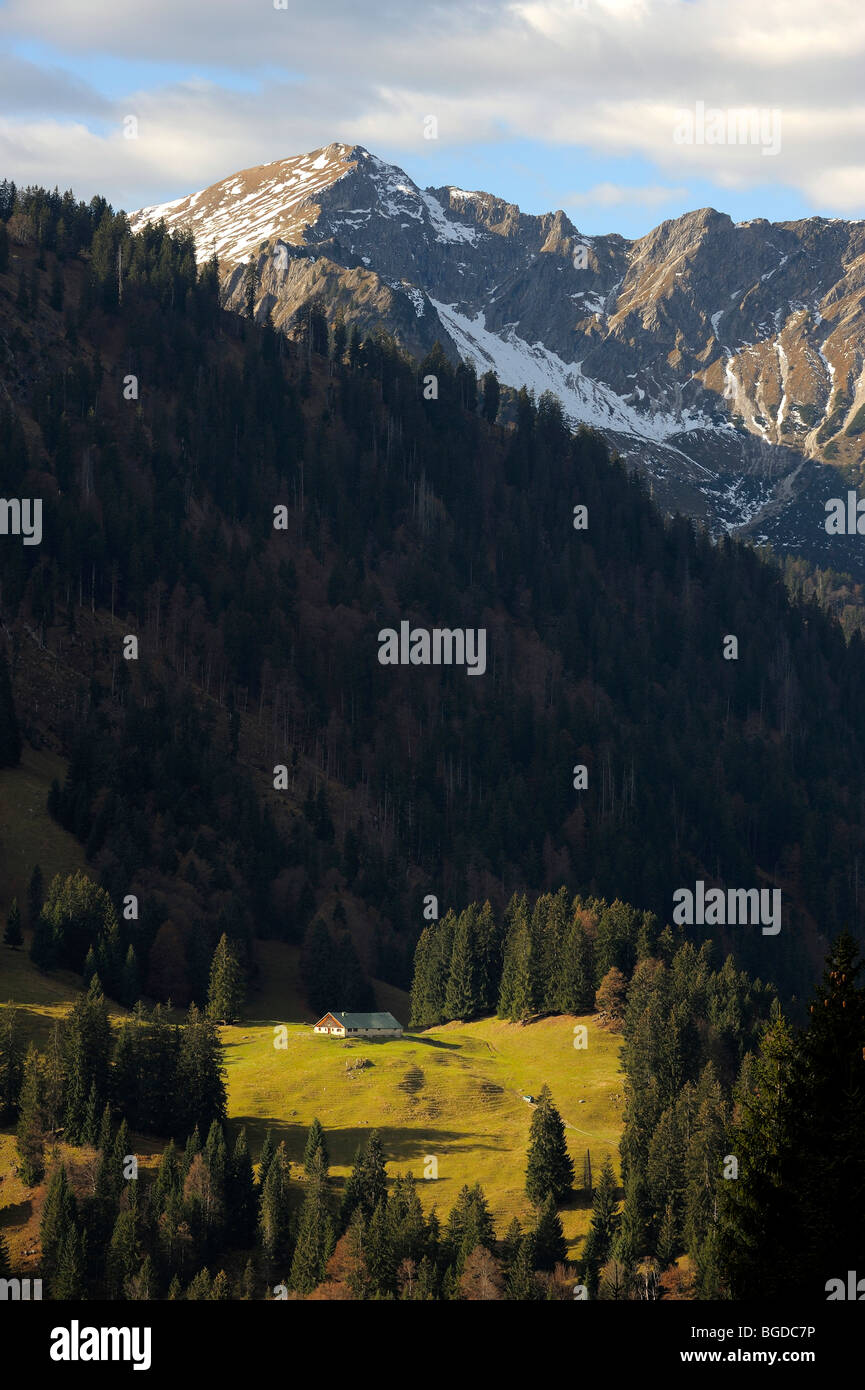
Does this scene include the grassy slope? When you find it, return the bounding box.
[0,756,625,1266]
[230,941,624,1256]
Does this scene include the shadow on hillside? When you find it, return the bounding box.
[404,1035,461,1051]
[230,1117,505,1167]
[0,1197,33,1228]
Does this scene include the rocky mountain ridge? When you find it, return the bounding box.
[131,143,865,572]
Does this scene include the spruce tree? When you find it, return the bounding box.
[525,1085,574,1205]
[0,1005,23,1123]
[241,1257,257,1299]
[40,1164,78,1277]
[582,1155,620,1296]
[228,1127,257,1245]
[444,907,480,1022]
[502,1217,523,1272]
[443,1182,496,1272]
[505,1235,540,1300]
[257,1128,276,1189]
[533,1192,567,1271]
[258,1142,291,1268]
[153,1138,180,1210]
[16,1043,45,1185]
[360,1131,387,1214]
[177,1005,227,1132]
[339,1130,386,1228]
[655,1201,678,1268]
[558,911,595,1013]
[498,898,539,1022]
[106,1207,140,1298]
[127,1255,155,1301]
[303,1117,329,1176]
[206,933,244,1024]
[289,1151,334,1294]
[364,1197,396,1297]
[4,898,23,948]
[52,1223,86,1300]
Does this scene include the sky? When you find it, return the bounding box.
[2,0,865,238]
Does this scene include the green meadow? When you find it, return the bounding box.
[0,755,625,1265]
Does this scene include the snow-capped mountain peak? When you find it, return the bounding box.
[130,146,865,573]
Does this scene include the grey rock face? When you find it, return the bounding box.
[131,144,865,571]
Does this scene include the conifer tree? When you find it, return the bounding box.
[186,1267,213,1300]
[443,1182,496,1272]
[582,1155,620,1296]
[154,1139,180,1210]
[211,1268,231,1300]
[340,1129,387,1227]
[502,1216,523,1272]
[360,1130,387,1214]
[96,1100,113,1156]
[409,923,437,1027]
[364,1197,396,1297]
[655,1201,678,1268]
[717,1014,806,1298]
[112,1117,132,1190]
[206,933,244,1024]
[498,897,539,1021]
[258,1142,291,1268]
[41,1164,78,1278]
[0,1005,23,1123]
[127,1255,155,1301]
[525,1085,574,1205]
[257,1127,276,1188]
[557,910,596,1013]
[481,370,500,425]
[505,1234,540,1300]
[444,906,480,1021]
[241,1257,257,1299]
[228,1127,257,1245]
[182,1123,201,1177]
[41,1023,65,1139]
[475,900,502,1013]
[177,1005,227,1131]
[533,1192,567,1271]
[106,1207,140,1299]
[4,898,23,948]
[82,1079,99,1146]
[62,1029,90,1145]
[16,1043,45,1185]
[303,1117,329,1176]
[409,912,455,1027]
[290,1150,334,1294]
[52,1223,86,1300]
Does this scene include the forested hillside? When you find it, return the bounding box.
[2,180,865,1010]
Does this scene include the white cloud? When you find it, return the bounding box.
[565,181,689,207]
[0,0,863,216]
